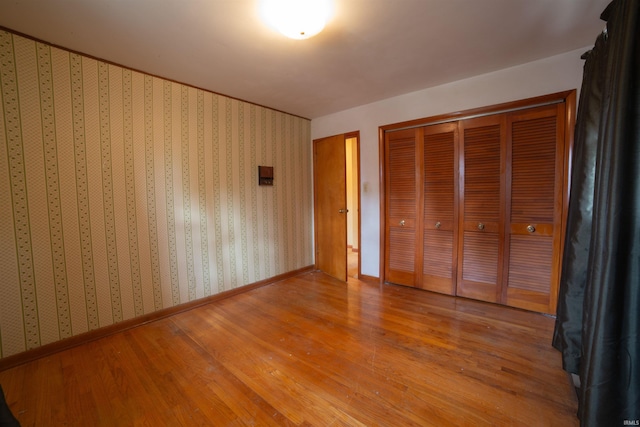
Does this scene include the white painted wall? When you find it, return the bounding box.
[311,47,589,278]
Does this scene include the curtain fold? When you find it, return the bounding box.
[553,0,639,425]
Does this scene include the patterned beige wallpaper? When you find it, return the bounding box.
[0,30,313,359]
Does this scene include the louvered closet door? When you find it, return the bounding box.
[457,115,505,303]
[421,123,458,294]
[502,104,565,313]
[385,129,418,286]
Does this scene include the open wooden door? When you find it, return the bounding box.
[314,134,347,281]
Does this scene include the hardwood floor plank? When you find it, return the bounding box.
[0,271,577,426]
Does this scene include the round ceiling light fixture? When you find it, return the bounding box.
[260,0,332,40]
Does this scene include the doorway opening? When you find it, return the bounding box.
[346,134,360,279]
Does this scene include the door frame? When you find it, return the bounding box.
[346,131,361,279]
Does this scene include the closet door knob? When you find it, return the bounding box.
[399,220,405,227]
[477,223,485,230]
[527,225,536,233]
[435,221,441,229]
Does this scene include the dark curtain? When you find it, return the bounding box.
[552,0,639,425]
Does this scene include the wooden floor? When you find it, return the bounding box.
[0,271,578,426]
[348,248,358,278]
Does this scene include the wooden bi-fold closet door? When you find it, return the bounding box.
[457,103,565,312]
[501,103,566,313]
[384,123,458,294]
[457,104,566,312]
[456,114,506,304]
[384,128,418,287]
[421,123,458,295]
[382,91,573,314]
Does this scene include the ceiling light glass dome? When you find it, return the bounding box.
[261,0,332,40]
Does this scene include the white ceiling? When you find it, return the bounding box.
[0,0,609,119]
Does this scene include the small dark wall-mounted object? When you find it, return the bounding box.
[258,166,274,186]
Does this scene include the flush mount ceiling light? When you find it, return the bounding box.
[260,0,332,40]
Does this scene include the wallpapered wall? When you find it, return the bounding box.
[0,30,313,359]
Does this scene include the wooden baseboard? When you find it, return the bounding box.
[0,266,314,372]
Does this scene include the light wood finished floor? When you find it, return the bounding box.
[348,248,358,278]
[0,271,577,426]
